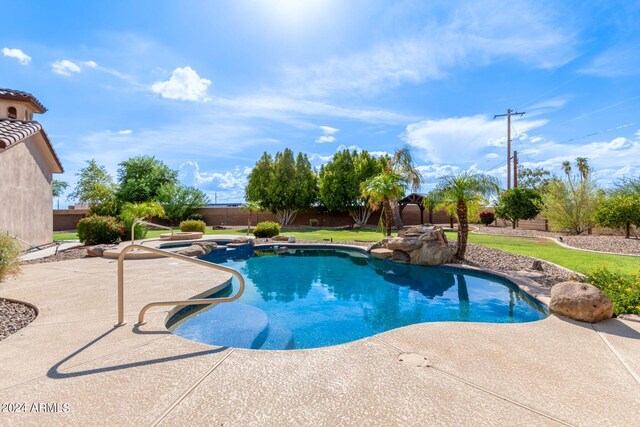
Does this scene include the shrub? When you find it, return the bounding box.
[253,221,281,238]
[478,210,495,226]
[595,195,640,238]
[77,215,125,245]
[586,267,640,316]
[179,220,206,233]
[0,233,21,283]
[119,201,165,241]
[495,187,543,229]
[187,212,204,221]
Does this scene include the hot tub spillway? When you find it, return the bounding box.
[184,302,295,350]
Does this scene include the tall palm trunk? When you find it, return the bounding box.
[389,198,404,230]
[456,201,469,258]
[428,208,433,224]
[383,198,394,236]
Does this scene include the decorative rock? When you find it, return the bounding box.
[550,282,614,323]
[288,236,297,243]
[531,260,543,271]
[192,242,217,254]
[86,245,107,257]
[232,236,251,244]
[272,235,289,242]
[392,250,411,263]
[386,237,423,252]
[410,242,454,266]
[177,244,206,257]
[371,248,393,260]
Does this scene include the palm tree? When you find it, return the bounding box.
[422,191,440,224]
[242,201,262,236]
[575,157,590,181]
[361,172,406,236]
[561,161,572,177]
[382,147,422,230]
[434,172,499,258]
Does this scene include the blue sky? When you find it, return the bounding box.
[2,0,640,206]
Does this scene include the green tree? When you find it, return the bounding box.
[52,180,68,198]
[384,147,422,229]
[494,187,543,229]
[119,201,165,241]
[68,159,118,214]
[614,176,640,197]
[156,183,209,224]
[116,156,178,204]
[433,172,499,258]
[246,149,318,225]
[361,172,406,236]
[595,195,640,238]
[543,175,601,235]
[318,150,383,226]
[422,191,441,224]
[242,201,262,236]
[517,166,551,193]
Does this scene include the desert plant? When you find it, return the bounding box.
[179,220,206,233]
[77,215,125,245]
[544,175,601,235]
[586,267,640,315]
[187,212,204,221]
[494,187,543,229]
[253,221,281,238]
[478,210,495,226]
[119,201,165,241]
[361,172,406,236]
[156,183,209,224]
[0,233,21,282]
[595,195,640,238]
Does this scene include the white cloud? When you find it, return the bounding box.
[2,47,31,65]
[179,161,250,202]
[83,60,98,68]
[404,115,548,163]
[151,66,211,102]
[52,59,81,76]
[319,125,339,135]
[315,125,340,143]
[118,129,133,135]
[315,135,335,143]
[579,44,640,77]
[281,1,577,97]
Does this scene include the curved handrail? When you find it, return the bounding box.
[116,244,245,326]
[131,219,174,245]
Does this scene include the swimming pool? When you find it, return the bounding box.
[168,246,548,350]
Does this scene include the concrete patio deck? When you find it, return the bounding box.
[0,255,639,426]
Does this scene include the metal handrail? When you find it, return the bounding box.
[6,232,43,251]
[131,219,173,245]
[116,244,245,326]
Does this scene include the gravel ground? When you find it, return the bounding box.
[21,248,88,265]
[474,225,640,256]
[0,298,37,341]
[453,243,577,287]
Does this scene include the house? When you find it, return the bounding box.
[0,88,64,248]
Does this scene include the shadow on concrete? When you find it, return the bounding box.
[47,326,228,379]
[555,315,640,340]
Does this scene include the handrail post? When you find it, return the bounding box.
[131,219,174,245]
[115,244,245,327]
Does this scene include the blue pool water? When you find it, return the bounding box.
[168,246,548,350]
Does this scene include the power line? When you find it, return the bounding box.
[493,109,525,189]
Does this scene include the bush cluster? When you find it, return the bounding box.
[179,220,206,233]
[586,267,640,315]
[0,233,21,283]
[478,210,495,226]
[253,221,281,238]
[77,215,125,245]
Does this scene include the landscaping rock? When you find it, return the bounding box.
[86,245,107,257]
[532,260,543,271]
[374,226,454,266]
[192,242,217,254]
[232,237,251,244]
[386,237,423,252]
[177,244,206,257]
[288,236,297,243]
[550,282,614,323]
[371,248,393,260]
[392,250,411,263]
[272,235,289,242]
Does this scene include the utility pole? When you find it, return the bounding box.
[513,150,518,188]
[493,109,525,189]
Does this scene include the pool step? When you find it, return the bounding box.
[259,325,295,350]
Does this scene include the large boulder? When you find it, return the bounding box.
[372,226,454,266]
[386,237,423,252]
[86,245,108,257]
[177,244,207,257]
[371,248,393,260]
[550,282,614,323]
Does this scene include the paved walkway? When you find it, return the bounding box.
[0,256,639,425]
[19,241,83,261]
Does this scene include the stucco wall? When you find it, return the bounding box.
[0,135,54,247]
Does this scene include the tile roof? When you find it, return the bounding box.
[0,119,42,148]
[0,88,47,113]
[0,119,63,172]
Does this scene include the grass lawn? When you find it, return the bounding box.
[54,227,639,275]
